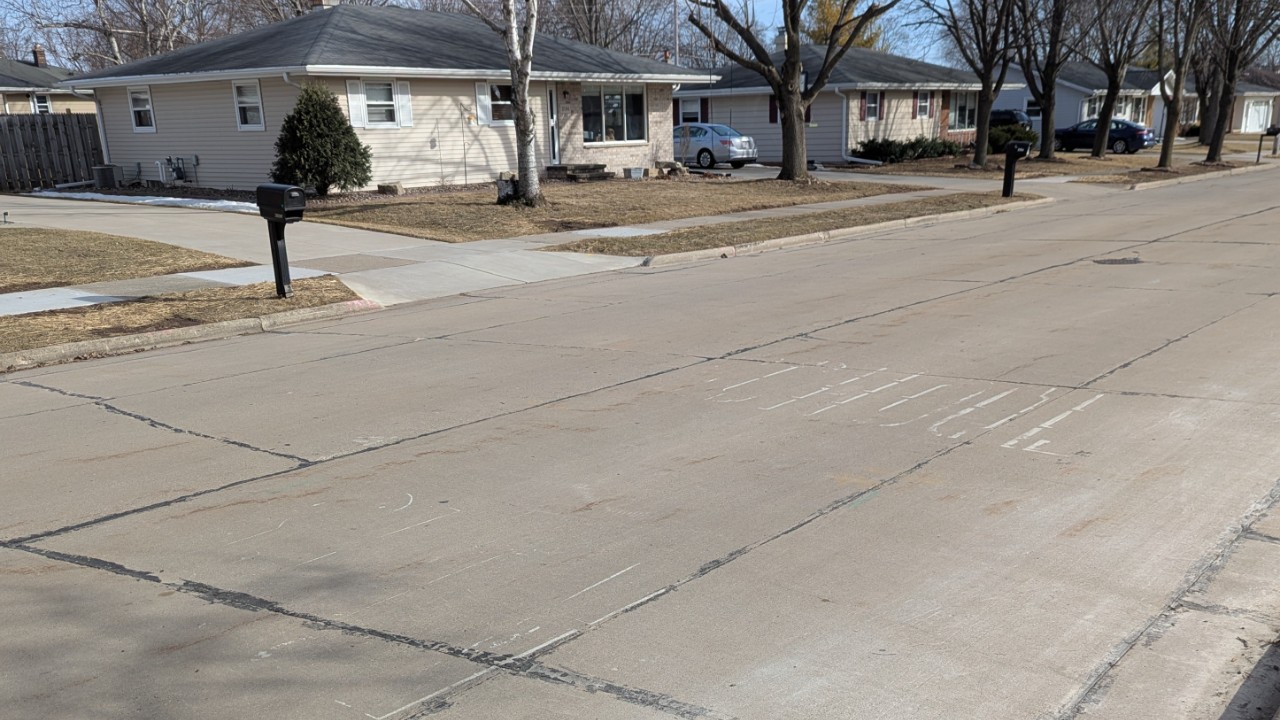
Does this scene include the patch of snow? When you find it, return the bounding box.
[27,190,258,214]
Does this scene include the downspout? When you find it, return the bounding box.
[833,87,883,166]
[282,71,302,89]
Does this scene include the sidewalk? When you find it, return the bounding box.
[0,185,982,316]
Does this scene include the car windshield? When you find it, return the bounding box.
[708,125,741,137]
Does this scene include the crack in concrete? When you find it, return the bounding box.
[1048,476,1280,719]
[6,542,735,720]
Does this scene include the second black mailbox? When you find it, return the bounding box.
[256,183,306,223]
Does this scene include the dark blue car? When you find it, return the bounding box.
[1054,119,1157,154]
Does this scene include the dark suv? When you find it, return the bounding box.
[990,109,1032,130]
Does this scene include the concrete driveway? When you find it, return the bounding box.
[6,170,1280,719]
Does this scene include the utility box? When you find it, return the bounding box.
[256,183,306,224]
[92,164,122,189]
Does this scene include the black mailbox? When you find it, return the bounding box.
[256,183,306,224]
[1005,140,1032,159]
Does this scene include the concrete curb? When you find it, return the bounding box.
[1127,161,1279,191]
[1,298,381,374]
[641,197,1056,267]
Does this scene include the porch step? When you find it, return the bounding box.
[547,164,607,181]
[565,170,615,182]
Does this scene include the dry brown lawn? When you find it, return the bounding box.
[306,178,930,242]
[1,227,252,293]
[546,192,1031,257]
[836,152,1168,180]
[1071,160,1248,185]
[0,276,357,355]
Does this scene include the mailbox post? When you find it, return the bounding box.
[1002,140,1032,198]
[255,184,306,298]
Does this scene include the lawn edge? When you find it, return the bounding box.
[1,298,381,374]
[640,196,1055,267]
[1125,160,1279,191]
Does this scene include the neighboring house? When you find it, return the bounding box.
[61,3,707,190]
[672,45,994,164]
[997,62,1280,136]
[0,46,95,115]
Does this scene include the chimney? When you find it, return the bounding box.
[773,28,787,52]
[31,44,46,68]
[310,0,339,9]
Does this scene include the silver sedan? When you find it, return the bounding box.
[673,123,759,169]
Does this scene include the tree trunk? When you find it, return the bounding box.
[1090,77,1122,157]
[776,92,809,181]
[1038,93,1056,159]
[972,84,995,166]
[1198,69,1223,146]
[510,71,543,205]
[1159,90,1184,168]
[1205,57,1241,163]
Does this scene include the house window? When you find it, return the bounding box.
[680,98,700,123]
[488,84,514,124]
[866,91,882,121]
[232,80,264,131]
[583,84,645,143]
[949,91,976,130]
[1024,100,1042,118]
[364,81,396,125]
[32,94,51,114]
[1085,95,1101,119]
[916,91,931,119]
[129,86,155,132]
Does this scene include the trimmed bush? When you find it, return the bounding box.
[854,135,965,164]
[271,83,373,196]
[987,125,1040,155]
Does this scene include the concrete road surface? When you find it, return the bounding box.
[6,170,1280,720]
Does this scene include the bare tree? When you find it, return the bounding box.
[685,0,899,181]
[1199,0,1280,161]
[459,0,543,204]
[1013,0,1096,158]
[542,0,671,57]
[1082,0,1155,157]
[1154,0,1210,166]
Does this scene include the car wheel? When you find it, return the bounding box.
[697,149,715,169]
[1111,139,1129,154]
[730,161,746,169]
[1053,138,1064,151]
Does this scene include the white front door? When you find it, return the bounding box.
[1243,100,1271,133]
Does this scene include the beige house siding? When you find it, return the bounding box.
[1,92,94,114]
[848,90,942,147]
[557,83,673,171]
[96,76,675,190]
[704,91,843,163]
[98,78,299,189]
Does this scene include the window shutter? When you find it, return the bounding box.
[396,81,413,127]
[859,92,866,121]
[673,102,680,127]
[769,95,777,124]
[912,91,918,119]
[880,92,886,121]
[345,80,366,128]
[804,102,811,123]
[699,97,709,122]
[475,82,491,126]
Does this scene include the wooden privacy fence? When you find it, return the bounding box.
[0,114,103,192]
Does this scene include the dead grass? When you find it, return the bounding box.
[1071,160,1247,185]
[0,227,252,293]
[545,191,1031,257]
[306,178,930,242]
[0,275,357,354]
[836,152,1171,179]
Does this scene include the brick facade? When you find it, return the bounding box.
[558,83,673,173]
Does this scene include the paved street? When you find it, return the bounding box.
[5,170,1280,719]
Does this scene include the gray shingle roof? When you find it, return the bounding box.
[0,57,76,90]
[678,45,984,92]
[1055,61,1280,96]
[68,6,705,84]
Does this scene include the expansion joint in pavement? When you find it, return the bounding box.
[4,540,737,720]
